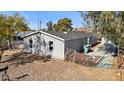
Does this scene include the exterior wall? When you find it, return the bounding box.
[23,33,65,60]
[88,36,97,46]
[23,36,32,53]
[23,32,96,60]
[65,38,84,52]
[65,36,97,53]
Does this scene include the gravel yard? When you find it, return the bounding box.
[0,49,118,81]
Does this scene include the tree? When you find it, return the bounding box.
[53,24,60,31]
[41,28,46,31]
[0,14,9,62]
[0,13,30,62]
[80,11,124,48]
[80,11,124,68]
[46,21,53,31]
[0,35,8,62]
[53,17,73,31]
[14,13,30,31]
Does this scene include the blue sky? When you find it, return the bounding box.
[0,11,83,30]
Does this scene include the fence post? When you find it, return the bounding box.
[72,50,76,63]
[120,69,124,81]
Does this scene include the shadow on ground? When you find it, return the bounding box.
[0,51,52,81]
[1,52,51,67]
[97,44,116,54]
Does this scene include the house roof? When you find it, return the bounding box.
[21,31,40,38]
[22,30,94,41]
[42,31,94,41]
[14,31,34,37]
[73,27,88,32]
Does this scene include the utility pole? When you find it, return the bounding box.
[39,20,42,30]
[37,11,39,31]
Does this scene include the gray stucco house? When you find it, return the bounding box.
[22,30,96,60]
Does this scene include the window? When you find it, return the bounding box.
[49,41,53,51]
[29,39,33,48]
[49,41,53,46]
[18,36,23,40]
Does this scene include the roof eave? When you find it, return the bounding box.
[21,31,40,38]
[22,30,65,41]
[40,31,65,41]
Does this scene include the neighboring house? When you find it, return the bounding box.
[13,31,34,49]
[73,27,88,32]
[14,31,33,42]
[22,30,97,60]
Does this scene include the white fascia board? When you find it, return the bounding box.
[21,31,40,38]
[40,31,65,41]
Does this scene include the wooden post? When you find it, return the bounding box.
[0,66,9,81]
[120,69,124,81]
[72,50,76,63]
[117,71,121,81]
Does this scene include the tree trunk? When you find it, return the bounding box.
[6,38,13,50]
[8,39,12,49]
[0,50,4,63]
[0,56,1,63]
[117,37,121,68]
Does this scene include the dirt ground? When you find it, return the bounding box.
[0,49,119,81]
